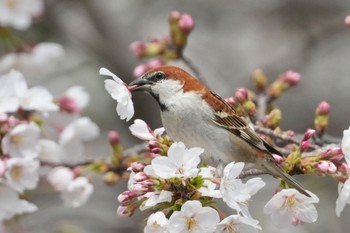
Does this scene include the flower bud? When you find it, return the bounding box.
[130,162,146,172]
[57,96,78,113]
[316,101,330,115]
[251,69,268,90]
[264,109,282,129]
[281,70,301,86]
[103,171,120,185]
[108,130,121,146]
[118,191,138,203]
[129,41,146,57]
[178,14,195,33]
[314,101,330,134]
[316,160,337,174]
[133,63,148,77]
[235,88,249,102]
[117,204,136,217]
[302,128,316,141]
[169,11,181,23]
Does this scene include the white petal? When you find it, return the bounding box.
[129,119,155,140]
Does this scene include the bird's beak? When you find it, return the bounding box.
[128,77,154,92]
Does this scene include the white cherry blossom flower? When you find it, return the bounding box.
[47,167,74,192]
[0,0,43,30]
[0,70,58,114]
[144,211,169,233]
[100,67,134,121]
[264,189,319,227]
[0,184,37,221]
[198,166,221,198]
[0,70,22,113]
[215,215,262,233]
[168,200,220,233]
[336,177,350,217]
[38,139,63,164]
[4,157,39,192]
[220,162,265,217]
[59,117,99,164]
[141,190,173,210]
[150,142,203,179]
[341,126,350,164]
[129,119,165,140]
[0,43,65,78]
[1,122,40,158]
[61,177,93,208]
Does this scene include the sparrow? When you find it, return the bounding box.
[129,65,310,197]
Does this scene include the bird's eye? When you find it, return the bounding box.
[155,72,164,80]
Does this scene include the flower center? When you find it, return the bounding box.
[6,0,17,9]
[151,221,160,230]
[10,165,23,180]
[285,195,297,210]
[186,217,196,231]
[11,135,22,148]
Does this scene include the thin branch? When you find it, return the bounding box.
[238,169,268,179]
[181,55,205,84]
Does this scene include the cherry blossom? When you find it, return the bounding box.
[61,177,93,208]
[4,157,40,192]
[59,117,100,164]
[220,162,265,217]
[264,189,319,227]
[144,211,169,233]
[1,122,40,158]
[147,142,203,179]
[100,67,134,121]
[168,200,220,233]
[0,0,43,30]
[129,119,165,141]
[336,177,350,217]
[0,184,37,221]
[38,139,63,164]
[341,126,350,164]
[47,167,74,192]
[215,215,262,233]
[0,70,58,114]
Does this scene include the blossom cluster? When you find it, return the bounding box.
[113,119,323,232]
[0,69,98,221]
[129,11,195,77]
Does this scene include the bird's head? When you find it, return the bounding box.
[129,66,207,110]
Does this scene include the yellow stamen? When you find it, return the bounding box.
[187,217,196,231]
[10,165,22,180]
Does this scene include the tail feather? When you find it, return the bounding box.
[262,159,310,197]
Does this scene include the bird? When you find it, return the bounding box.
[129,65,310,197]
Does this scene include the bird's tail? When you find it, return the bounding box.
[262,159,310,197]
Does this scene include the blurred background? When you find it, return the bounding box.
[3,0,350,232]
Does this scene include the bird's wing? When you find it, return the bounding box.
[205,91,282,156]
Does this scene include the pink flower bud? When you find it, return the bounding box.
[133,172,148,182]
[225,97,235,105]
[282,70,301,86]
[58,96,79,113]
[345,15,350,28]
[302,128,316,141]
[116,205,134,217]
[129,41,146,57]
[285,130,295,137]
[130,162,146,172]
[118,191,137,203]
[235,88,249,102]
[147,58,165,69]
[317,101,330,115]
[272,154,284,164]
[108,130,121,145]
[301,141,310,151]
[133,64,148,77]
[178,14,195,33]
[130,183,148,194]
[328,162,337,173]
[316,161,329,172]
